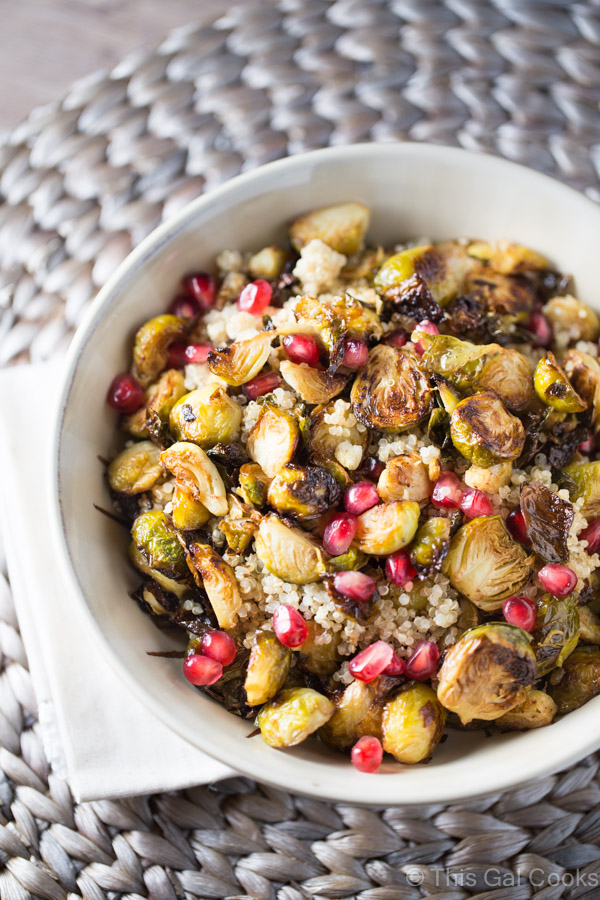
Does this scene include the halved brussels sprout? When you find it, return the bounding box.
[532,594,579,677]
[469,240,548,274]
[443,516,534,611]
[563,349,600,427]
[254,514,327,584]
[320,680,378,750]
[547,646,600,714]
[520,482,573,563]
[545,295,600,343]
[247,404,300,479]
[351,345,432,432]
[267,464,341,520]
[248,246,288,280]
[327,547,369,572]
[382,684,446,763]
[218,494,262,553]
[289,202,370,256]
[354,501,420,556]
[185,542,242,629]
[171,484,210,530]
[533,351,587,413]
[308,402,368,471]
[169,384,242,448]
[238,462,271,507]
[161,441,228,516]
[244,631,291,706]
[133,314,188,386]
[122,369,187,439]
[291,295,382,351]
[563,461,600,518]
[108,441,164,494]
[450,392,525,467]
[208,331,276,386]
[280,360,347,405]
[495,689,557,731]
[476,349,535,412]
[466,270,536,318]
[297,620,342,675]
[128,543,189,600]
[256,687,335,748]
[131,510,188,580]
[579,605,600,645]
[410,517,452,571]
[374,242,472,307]
[437,623,537,724]
[377,452,432,505]
[464,461,513,494]
[421,335,490,390]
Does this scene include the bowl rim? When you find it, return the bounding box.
[50,142,600,805]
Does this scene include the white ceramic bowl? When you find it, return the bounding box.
[51,143,600,805]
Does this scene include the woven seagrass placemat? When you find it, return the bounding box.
[2,1,600,897]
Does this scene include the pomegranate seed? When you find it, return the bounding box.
[273,605,309,648]
[361,456,385,481]
[578,433,595,455]
[183,654,222,686]
[385,550,417,588]
[580,518,600,556]
[342,338,369,369]
[166,342,213,368]
[334,571,377,603]
[383,330,408,348]
[168,295,201,320]
[384,652,406,676]
[506,507,531,546]
[502,596,537,631]
[107,373,144,413]
[243,371,282,400]
[238,279,273,315]
[351,735,383,773]
[184,343,213,364]
[182,273,217,311]
[349,641,394,682]
[460,488,494,518]
[412,319,439,356]
[344,481,380,515]
[200,631,237,666]
[538,563,577,598]
[529,310,553,348]
[282,333,320,366]
[323,513,358,556]
[406,640,439,681]
[432,472,462,509]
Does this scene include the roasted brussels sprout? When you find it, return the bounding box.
[410,517,452,571]
[171,484,210,530]
[169,384,242,448]
[254,514,327,584]
[374,242,471,307]
[562,349,600,428]
[495,689,557,731]
[247,404,300,479]
[185,542,242,629]
[108,441,164,494]
[578,605,600,645]
[450,392,525,467]
[161,441,228,516]
[476,349,535,412]
[354,501,420,556]
[443,516,534,611]
[133,314,188,386]
[244,631,291,706]
[327,547,369,572]
[291,294,382,352]
[128,543,189,600]
[122,369,187,439]
[520,482,574,564]
[248,246,288,280]
[208,331,276,386]
[468,240,548,274]
[437,623,537,724]
[320,679,377,750]
[563,461,600,518]
[308,402,368,471]
[267,464,341,520]
[532,593,579,677]
[382,683,446,763]
[131,510,188,580]
[377,452,432,505]
[545,295,600,343]
[218,494,262,553]
[547,646,600,714]
[280,360,347,405]
[297,620,342,675]
[533,352,587,413]
[421,335,490,390]
[256,687,335,747]
[238,462,271,507]
[467,270,536,318]
[351,345,432,432]
[289,202,370,256]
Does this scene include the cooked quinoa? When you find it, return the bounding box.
[105,200,600,769]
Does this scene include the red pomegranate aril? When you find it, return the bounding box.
[460,488,494,518]
[238,279,273,315]
[538,563,577,598]
[344,481,380,515]
[282,332,320,366]
[432,472,462,509]
[385,550,417,588]
[168,295,201,320]
[529,310,553,348]
[107,373,144,413]
[580,518,600,556]
[182,273,217,310]
[384,330,408,348]
[502,596,537,632]
[412,319,439,356]
[384,652,406,676]
[334,571,377,603]
[349,641,394,682]
[200,631,237,666]
[342,338,369,369]
[166,342,188,369]
[351,735,383,773]
[406,640,439,681]
[273,605,309,648]
[323,513,357,556]
[183,654,223,686]
[506,507,531,546]
[184,343,213,364]
[243,371,282,400]
[361,456,385,482]
[578,433,595,455]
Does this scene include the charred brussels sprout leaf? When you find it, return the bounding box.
[131,510,188,580]
[128,544,189,600]
[280,360,347,405]
[531,593,579,677]
[320,680,377,750]
[254,514,327,584]
[354,501,420,556]
[289,202,370,256]
[203,649,255,718]
[351,345,432,432]
[377,452,432,505]
[520,482,574,563]
[161,441,228,516]
[579,605,600,645]
[238,463,271,507]
[207,331,276,386]
[563,349,600,428]
[545,295,600,343]
[169,384,242,449]
[247,404,300,479]
[122,369,187,439]
[267,464,341,520]
[450,392,525,467]
[382,683,446,763]
[547,646,600,714]
[133,314,188,386]
[256,687,335,748]
[218,494,262,553]
[244,631,291,706]
[476,349,535,412]
[309,402,368,471]
[421,335,490,390]
[437,623,537,724]
[563,461,600,518]
[533,351,587,413]
[297,620,342,676]
[495,689,557,731]
[171,484,210,531]
[108,441,164,494]
[185,543,242,630]
[410,517,452,571]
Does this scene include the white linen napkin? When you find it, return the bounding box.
[0,363,235,801]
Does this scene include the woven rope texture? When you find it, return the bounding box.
[2,1,600,897]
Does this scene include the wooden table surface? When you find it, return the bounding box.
[0,0,232,133]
